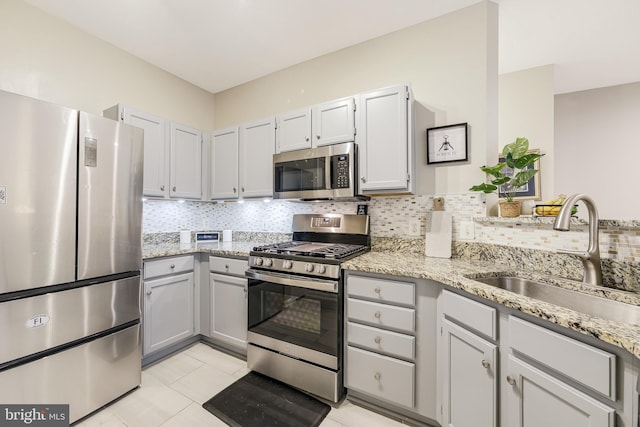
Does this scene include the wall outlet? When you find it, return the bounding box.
[458,220,475,240]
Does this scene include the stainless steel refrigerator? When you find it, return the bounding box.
[0,90,144,423]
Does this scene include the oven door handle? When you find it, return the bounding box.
[245,269,338,293]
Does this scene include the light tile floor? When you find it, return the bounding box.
[76,343,405,426]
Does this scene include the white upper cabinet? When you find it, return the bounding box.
[103,104,203,200]
[170,122,202,199]
[210,127,239,200]
[357,85,413,193]
[312,97,355,147]
[276,98,356,153]
[276,107,312,152]
[104,105,167,198]
[240,117,275,198]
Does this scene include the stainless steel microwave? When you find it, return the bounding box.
[273,142,358,200]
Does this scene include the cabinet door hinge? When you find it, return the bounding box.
[353,102,357,112]
[120,111,125,121]
[407,174,411,183]
[405,88,410,100]
[440,326,443,336]
[440,404,443,415]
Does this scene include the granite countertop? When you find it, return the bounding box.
[342,251,640,360]
[143,241,257,259]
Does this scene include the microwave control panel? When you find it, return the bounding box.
[331,154,350,189]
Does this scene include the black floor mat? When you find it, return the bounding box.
[202,372,331,427]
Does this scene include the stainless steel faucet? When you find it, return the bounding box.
[552,193,603,286]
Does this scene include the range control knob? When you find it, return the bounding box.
[283,260,293,270]
[264,258,273,267]
[316,265,327,274]
[305,263,315,273]
[254,258,264,266]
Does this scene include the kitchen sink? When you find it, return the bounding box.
[474,276,640,326]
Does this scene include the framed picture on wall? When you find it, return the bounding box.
[498,149,542,200]
[426,123,468,164]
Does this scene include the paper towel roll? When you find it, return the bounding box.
[180,230,191,245]
[223,229,233,241]
[425,211,452,258]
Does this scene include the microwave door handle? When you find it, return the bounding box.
[325,156,332,190]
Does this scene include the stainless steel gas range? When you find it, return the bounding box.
[245,213,370,402]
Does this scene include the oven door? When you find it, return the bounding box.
[245,269,342,370]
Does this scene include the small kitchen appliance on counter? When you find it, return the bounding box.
[0,90,143,423]
[245,213,370,402]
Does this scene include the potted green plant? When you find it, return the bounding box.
[470,137,544,217]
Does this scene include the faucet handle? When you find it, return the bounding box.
[557,248,590,260]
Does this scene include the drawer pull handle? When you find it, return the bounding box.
[374,287,381,294]
[374,311,381,319]
[374,336,381,344]
[170,264,175,269]
[481,360,490,369]
[374,372,381,381]
[507,376,517,386]
[172,186,177,192]
[225,265,229,269]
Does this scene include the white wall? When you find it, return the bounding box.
[555,82,640,220]
[0,0,214,129]
[213,1,499,196]
[499,65,555,202]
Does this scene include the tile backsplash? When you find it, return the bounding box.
[143,194,488,238]
[143,193,640,266]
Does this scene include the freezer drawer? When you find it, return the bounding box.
[0,324,141,424]
[0,276,141,365]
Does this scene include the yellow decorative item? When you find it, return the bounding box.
[534,194,578,216]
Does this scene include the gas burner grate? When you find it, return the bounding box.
[252,241,368,260]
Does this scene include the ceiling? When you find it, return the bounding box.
[23,0,640,95]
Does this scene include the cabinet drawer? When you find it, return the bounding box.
[509,316,616,399]
[346,346,415,408]
[348,298,415,333]
[144,255,194,279]
[347,322,415,360]
[209,256,247,276]
[347,275,415,306]
[442,290,496,340]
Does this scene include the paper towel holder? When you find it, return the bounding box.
[433,197,445,211]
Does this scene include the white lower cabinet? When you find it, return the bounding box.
[441,319,497,427]
[208,256,248,354]
[346,274,417,409]
[344,272,440,424]
[346,346,415,408]
[439,291,623,427]
[505,316,617,427]
[505,355,615,427]
[440,291,497,427]
[142,255,195,356]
